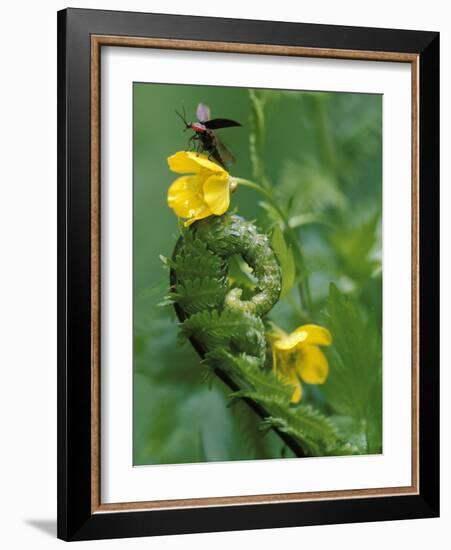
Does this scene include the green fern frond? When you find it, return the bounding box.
[208,350,291,403]
[180,309,266,361]
[170,214,360,458]
[260,402,338,454]
[205,349,342,456]
[171,231,226,281]
[169,277,226,315]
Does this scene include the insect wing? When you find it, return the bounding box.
[204,118,242,130]
[213,133,236,166]
[196,103,211,123]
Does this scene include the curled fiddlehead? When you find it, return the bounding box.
[168,213,347,457]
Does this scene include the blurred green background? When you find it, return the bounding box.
[133,83,382,465]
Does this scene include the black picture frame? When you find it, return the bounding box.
[57,7,439,542]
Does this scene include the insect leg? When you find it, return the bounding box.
[187,134,198,151]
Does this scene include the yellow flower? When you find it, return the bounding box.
[167,151,234,226]
[269,324,332,404]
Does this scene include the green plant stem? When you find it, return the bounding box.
[235,178,314,317]
[249,91,272,192]
[314,96,336,170]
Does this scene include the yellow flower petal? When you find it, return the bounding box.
[291,382,302,404]
[285,370,303,403]
[274,330,308,351]
[167,175,205,218]
[168,151,225,175]
[297,345,329,384]
[203,175,230,215]
[183,204,212,227]
[272,346,278,372]
[268,325,287,342]
[293,324,332,347]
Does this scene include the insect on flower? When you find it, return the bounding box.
[176,103,242,169]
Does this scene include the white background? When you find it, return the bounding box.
[0,0,448,548]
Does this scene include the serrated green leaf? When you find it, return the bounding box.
[180,309,266,361]
[321,283,382,453]
[271,225,296,298]
[330,416,368,454]
[260,403,339,456]
[171,230,226,282]
[170,277,226,315]
[328,212,381,285]
[205,349,345,456]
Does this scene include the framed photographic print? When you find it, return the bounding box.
[57,8,439,541]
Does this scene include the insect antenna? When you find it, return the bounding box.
[175,105,189,131]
